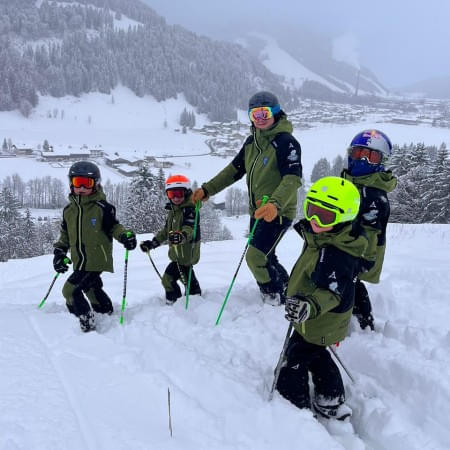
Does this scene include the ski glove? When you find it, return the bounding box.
[140,238,159,252]
[119,232,137,250]
[285,295,311,324]
[192,187,209,203]
[168,231,186,245]
[53,248,70,273]
[254,202,278,222]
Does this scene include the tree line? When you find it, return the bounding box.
[0,0,292,121]
[0,166,232,262]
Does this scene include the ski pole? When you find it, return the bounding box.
[38,257,71,308]
[329,345,355,385]
[120,232,133,325]
[268,323,293,401]
[146,250,162,280]
[185,200,201,310]
[215,195,269,325]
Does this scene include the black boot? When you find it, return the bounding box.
[79,310,96,332]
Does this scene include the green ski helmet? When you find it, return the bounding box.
[304,176,360,227]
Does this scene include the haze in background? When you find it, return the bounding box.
[144,0,450,89]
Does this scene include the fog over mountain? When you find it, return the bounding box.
[144,0,450,89]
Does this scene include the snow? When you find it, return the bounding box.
[239,33,345,93]
[1,222,449,449]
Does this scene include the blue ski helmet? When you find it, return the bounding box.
[347,129,392,176]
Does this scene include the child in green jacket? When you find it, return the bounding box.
[140,174,201,304]
[341,129,397,330]
[53,161,136,332]
[276,176,367,420]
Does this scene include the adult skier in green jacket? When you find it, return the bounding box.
[192,91,302,305]
[276,176,367,420]
[140,174,201,304]
[341,129,398,330]
[53,161,136,332]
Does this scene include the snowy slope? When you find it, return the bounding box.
[1,222,449,450]
[237,34,345,93]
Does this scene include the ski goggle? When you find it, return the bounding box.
[71,176,95,189]
[167,189,185,199]
[349,146,383,165]
[248,105,280,122]
[304,198,342,227]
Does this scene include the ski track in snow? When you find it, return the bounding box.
[0,224,449,449]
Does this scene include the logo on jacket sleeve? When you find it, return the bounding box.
[263,156,269,166]
[90,218,97,227]
[288,149,298,162]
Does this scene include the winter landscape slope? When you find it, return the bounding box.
[1,221,449,450]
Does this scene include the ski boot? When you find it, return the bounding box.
[356,313,375,331]
[313,398,352,421]
[79,311,96,332]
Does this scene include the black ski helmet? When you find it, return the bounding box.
[68,161,101,184]
[248,91,280,110]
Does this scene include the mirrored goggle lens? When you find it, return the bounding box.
[305,201,337,226]
[248,106,273,122]
[167,189,185,199]
[72,176,95,188]
[350,147,383,164]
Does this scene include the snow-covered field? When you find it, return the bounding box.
[2,87,450,191]
[1,221,449,450]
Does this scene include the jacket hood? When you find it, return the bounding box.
[342,169,397,193]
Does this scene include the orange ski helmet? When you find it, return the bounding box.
[165,174,191,191]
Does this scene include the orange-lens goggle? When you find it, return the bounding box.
[304,200,339,227]
[167,189,185,199]
[71,176,95,189]
[350,147,383,165]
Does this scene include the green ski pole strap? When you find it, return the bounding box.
[185,200,201,310]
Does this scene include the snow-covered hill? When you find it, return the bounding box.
[238,33,388,98]
[1,221,449,449]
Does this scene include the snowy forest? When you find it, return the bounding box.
[0,165,232,262]
[1,139,449,262]
[0,0,292,121]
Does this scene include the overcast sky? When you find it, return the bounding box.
[144,0,450,88]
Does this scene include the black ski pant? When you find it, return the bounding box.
[246,216,291,294]
[352,279,372,318]
[276,331,345,410]
[62,271,113,317]
[161,261,201,301]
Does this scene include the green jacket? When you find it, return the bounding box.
[287,220,368,346]
[54,187,127,272]
[154,193,201,266]
[341,170,397,283]
[202,116,302,220]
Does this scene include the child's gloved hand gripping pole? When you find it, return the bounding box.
[38,257,72,308]
[120,231,133,324]
[215,195,269,325]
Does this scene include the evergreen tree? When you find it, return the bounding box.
[121,165,165,233]
[310,158,331,183]
[2,138,8,153]
[424,143,450,223]
[331,154,345,176]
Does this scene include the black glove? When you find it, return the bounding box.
[53,248,70,273]
[168,231,186,245]
[140,239,159,252]
[285,296,311,324]
[119,232,137,250]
